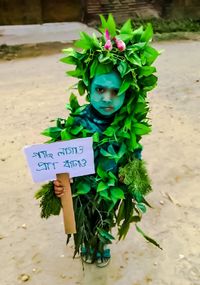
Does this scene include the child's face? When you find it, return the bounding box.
[90,71,125,116]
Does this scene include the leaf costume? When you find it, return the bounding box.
[35,14,161,261]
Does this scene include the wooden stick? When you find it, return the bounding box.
[56,173,76,234]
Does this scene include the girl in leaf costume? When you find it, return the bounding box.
[36,14,161,267]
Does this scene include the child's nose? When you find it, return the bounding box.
[102,91,112,102]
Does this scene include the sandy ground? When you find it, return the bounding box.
[0,40,200,285]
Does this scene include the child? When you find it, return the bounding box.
[37,14,160,268]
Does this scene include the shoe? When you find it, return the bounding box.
[81,254,93,264]
[80,247,94,264]
[81,247,111,267]
[95,249,111,268]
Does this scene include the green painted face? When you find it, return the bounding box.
[90,71,125,116]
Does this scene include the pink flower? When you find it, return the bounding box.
[105,29,110,41]
[114,38,126,52]
[104,40,113,51]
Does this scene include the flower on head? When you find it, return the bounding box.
[114,38,126,52]
[104,40,113,51]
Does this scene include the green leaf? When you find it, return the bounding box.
[128,53,142,66]
[132,26,144,39]
[99,189,111,200]
[136,203,147,213]
[120,19,132,34]
[99,14,107,30]
[41,127,62,138]
[119,33,133,42]
[120,131,131,139]
[130,133,137,150]
[75,32,95,49]
[129,42,146,51]
[131,82,140,92]
[127,97,134,114]
[140,23,153,42]
[76,182,91,195]
[133,123,151,135]
[97,227,115,240]
[78,80,86,96]
[127,104,133,115]
[103,126,115,137]
[134,102,145,115]
[81,129,90,137]
[141,53,147,65]
[107,145,116,155]
[92,132,100,143]
[65,103,71,111]
[138,66,156,77]
[67,68,82,78]
[125,117,132,130]
[142,75,157,86]
[60,56,77,65]
[135,225,163,250]
[35,182,61,218]
[73,105,87,115]
[142,197,153,208]
[95,63,113,76]
[117,143,127,159]
[98,54,110,63]
[107,178,116,186]
[108,171,117,181]
[118,77,132,95]
[143,85,157,92]
[70,125,83,135]
[134,191,143,203]
[82,71,90,86]
[143,46,160,65]
[69,93,80,111]
[92,33,100,48]
[65,116,75,126]
[61,129,72,140]
[98,234,112,244]
[97,166,107,179]
[117,61,128,78]
[97,181,109,192]
[90,59,99,78]
[117,200,125,225]
[110,196,118,205]
[107,13,116,37]
[130,215,141,223]
[118,220,131,240]
[100,148,113,158]
[110,187,125,199]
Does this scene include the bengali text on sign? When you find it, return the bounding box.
[23,137,95,183]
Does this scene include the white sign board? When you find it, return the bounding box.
[24,137,95,183]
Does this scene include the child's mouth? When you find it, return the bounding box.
[101,106,114,112]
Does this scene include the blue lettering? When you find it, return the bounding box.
[36,161,58,171]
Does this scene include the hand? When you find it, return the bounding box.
[53,179,65,198]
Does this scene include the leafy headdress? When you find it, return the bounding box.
[61,14,160,151]
[36,15,162,258]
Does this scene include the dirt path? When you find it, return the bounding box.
[0,40,200,285]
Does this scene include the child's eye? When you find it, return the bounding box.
[111,89,119,96]
[96,87,105,94]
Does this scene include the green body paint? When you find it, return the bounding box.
[90,71,125,116]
